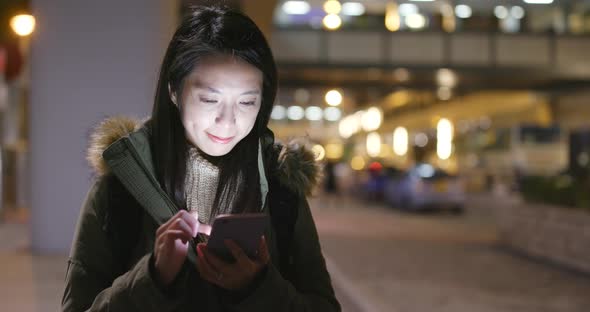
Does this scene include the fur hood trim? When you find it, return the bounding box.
[87,116,322,195]
[87,117,142,177]
[274,140,322,196]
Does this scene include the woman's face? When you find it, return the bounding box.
[175,55,263,156]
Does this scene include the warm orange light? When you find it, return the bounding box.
[10,14,36,36]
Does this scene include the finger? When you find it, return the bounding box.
[156,217,172,237]
[224,239,252,267]
[157,231,189,261]
[158,218,193,244]
[178,210,199,237]
[162,229,192,246]
[196,245,222,285]
[197,223,212,236]
[256,236,270,265]
[169,218,193,239]
[156,210,185,237]
[201,245,232,272]
[197,254,215,282]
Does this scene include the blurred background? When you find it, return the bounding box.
[1,0,590,311]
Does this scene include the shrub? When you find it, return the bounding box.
[520,175,590,210]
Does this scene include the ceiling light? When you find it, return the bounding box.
[323,14,342,30]
[271,105,286,120]
[305,106,323,121]
[405,13,426,29]
[385,3,401,32]
[361,107,383,132]
[393,127,409,156]
[494,6,508,19]
[342,2,365,16]
[398,4,418,16]
[324,107,342,121]
[323,0,342,15]
[287,106,305,120]
[437,118,454,160]
[436,68,457,88]
[366,132,382,158]
[339,113,362,138]
[282,1,311,15]
[455,5,472,19]
[511,6,525,19]
[523,0,553,4]
[325,89,343,106]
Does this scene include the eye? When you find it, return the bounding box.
[239,101,256,106]
[200,98,218,104]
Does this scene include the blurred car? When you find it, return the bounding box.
[359,162,388,201]
[357,163,409,201]
[384,163,465,213]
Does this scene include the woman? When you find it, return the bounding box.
[62,5,341,312]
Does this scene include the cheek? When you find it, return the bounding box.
[180,93,204,124]
[238,109,259,132]
[181,107,211,131]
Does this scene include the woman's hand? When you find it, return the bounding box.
[196,236,270,290]
[153,210,199,287]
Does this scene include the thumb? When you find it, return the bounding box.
[257,236,270,264]
[197,223,212,236]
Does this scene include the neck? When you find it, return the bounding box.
[184,146,221,224]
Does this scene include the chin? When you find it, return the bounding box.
[203,150,230,157]
[200,145,233,157]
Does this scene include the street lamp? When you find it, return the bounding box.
[10,14,36,37]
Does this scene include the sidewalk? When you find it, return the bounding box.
[0,220,66,312]
[309,193,590,312]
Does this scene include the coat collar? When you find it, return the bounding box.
[87,116,322,196]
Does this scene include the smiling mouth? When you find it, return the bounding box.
[207,133,234,144]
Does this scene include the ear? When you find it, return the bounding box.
[168,83,178,106]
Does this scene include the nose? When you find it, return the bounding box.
[215,102,236,127]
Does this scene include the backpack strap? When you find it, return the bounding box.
[102,132,198,265]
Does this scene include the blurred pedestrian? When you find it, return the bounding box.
[324,161,338,193]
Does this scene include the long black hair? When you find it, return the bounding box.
[149,5,278,218]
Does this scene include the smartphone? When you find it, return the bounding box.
[206,213,269,262]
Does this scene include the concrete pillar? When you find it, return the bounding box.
[30,0,179,253]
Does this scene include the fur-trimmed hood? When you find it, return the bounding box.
[87,116,322,196]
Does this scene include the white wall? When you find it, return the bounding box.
[30,0,178,253]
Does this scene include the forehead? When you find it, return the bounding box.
[188,55,262,89]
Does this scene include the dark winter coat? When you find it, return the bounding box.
[61,117,341,312]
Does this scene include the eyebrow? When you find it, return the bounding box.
[206,86,260,96]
